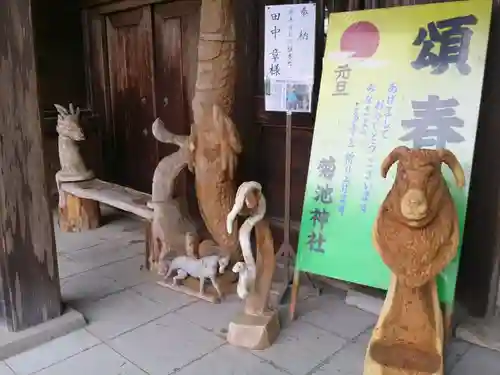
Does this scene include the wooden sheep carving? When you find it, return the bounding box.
[162,254,229,300]
[364,146,465,375]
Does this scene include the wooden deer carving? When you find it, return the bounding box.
[364,147,465,375]
[54,103,94,207]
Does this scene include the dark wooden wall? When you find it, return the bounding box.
[458,0,500,318]
[34,0,101,205]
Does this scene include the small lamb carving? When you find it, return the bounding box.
[163,255,228,299]
[54,103,94,207]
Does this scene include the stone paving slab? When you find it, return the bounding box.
[2,209,496,375]
[0,308,86,362]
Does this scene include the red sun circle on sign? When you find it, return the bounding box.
[340,21,380,58]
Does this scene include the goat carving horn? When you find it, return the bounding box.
[438,149,465,188]
[381,146,410,178]
[54,104,68,116]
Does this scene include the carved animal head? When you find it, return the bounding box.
[54,103,85,141]
[232,261,250,299]
[192,104,242,180]
[381,146,465,227]
[218,256,230,274]
[232,261,246,273]
[185,232,200,258]
[226,181,263,234]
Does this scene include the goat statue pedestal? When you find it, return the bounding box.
[365,276,444,375]
[226,182,281,350]
[364,147,465,375]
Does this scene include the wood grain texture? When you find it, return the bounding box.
[0,0,61,331]
[365,148,463,374]
[106,6,157,193]
[364,276,444,375]
[190,0,242,260]
[58,193,101,232]
[60,179,153,220]
[154,1,200,213]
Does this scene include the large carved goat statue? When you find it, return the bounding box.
[364,146,465,375]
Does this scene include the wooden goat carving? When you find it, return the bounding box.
[364,146,465,375]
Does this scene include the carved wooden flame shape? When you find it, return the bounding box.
[226,181,265,299]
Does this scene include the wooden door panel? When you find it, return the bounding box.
[106,6,156,193]
[153,1,200,210]
[153,1,200,149]
[259,126,313,222]
[154,15,185,153]
[180,3,201,123]
[155,1,199,18]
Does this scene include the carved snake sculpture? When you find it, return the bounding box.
[226,181,266,299]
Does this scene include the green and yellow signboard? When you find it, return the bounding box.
[296,1,492,304]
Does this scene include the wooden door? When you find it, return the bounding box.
[153,1,200,205]
[106,6,156,193]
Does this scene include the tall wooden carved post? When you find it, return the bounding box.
[0,0,62,331]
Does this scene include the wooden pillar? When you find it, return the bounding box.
[0,0,62,331]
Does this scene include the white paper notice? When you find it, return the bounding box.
[264,4,316,113]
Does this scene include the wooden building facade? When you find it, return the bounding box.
[2,0,500,331]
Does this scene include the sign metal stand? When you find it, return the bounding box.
[264,2,321,314]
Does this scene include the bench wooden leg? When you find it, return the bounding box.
[145,220,153,271]
[58,192,101,232]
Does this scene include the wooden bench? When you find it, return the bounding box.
[58,179,154,267]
